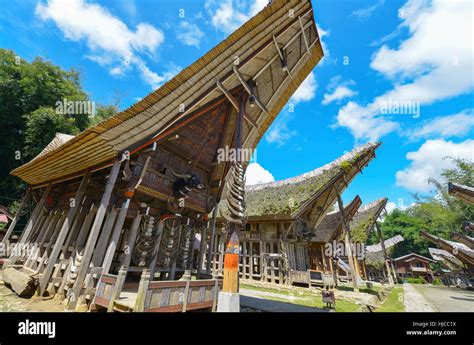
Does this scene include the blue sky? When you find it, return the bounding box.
[1,0,473,211]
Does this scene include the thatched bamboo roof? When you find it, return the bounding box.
[364,235,403,266]
[366,235,404,253]
[218,142,380,223]
[349,197,387,243]
[32,133,74,161]
[448,182,474,205]
[452,233,474,249]
[428,247,463,270]
[421,231,474,266]
[12,0,323,189]
[310,195,361,243]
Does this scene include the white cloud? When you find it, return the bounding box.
[245,162,275,186]
[206,0,267,34]
[396,139,474,193]
[335,0,474,142]
[177,21,204,48]
[335,101,400,142]
[352,0,385,20]
[291,72,317,103]
[406,109,474,141]
[317,26,331,64]
[265,110,296,147]
[385,198,415,214]
[322,78,357,105]
[323,86,357,105]
[36,0,170,89]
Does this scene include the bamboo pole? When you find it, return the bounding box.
[66,159,122,310]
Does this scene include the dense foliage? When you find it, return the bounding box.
[368,158,474,258]
[0,49,117,211]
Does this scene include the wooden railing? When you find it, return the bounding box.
[93,266,126,312]
[135,270,222,312]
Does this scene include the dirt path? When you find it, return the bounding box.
[0,284,64,312]
[403,283,435,312]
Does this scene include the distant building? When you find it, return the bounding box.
[393,253,435,282]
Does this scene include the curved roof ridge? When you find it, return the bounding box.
[246,142,378,192]
[357,197,387,213]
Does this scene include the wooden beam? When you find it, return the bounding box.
[67,159,122,310]
[15,183,53,249]
[119,212,142,268]
[91,207,118,267]
[375,221,396,284]
[39,172,92,295]
[335,189,361,290]
[1,188,31,244]
[216,80,258,129]
[233,66,268,115]
[101,200,129,275]
[298,16,309,52]
[206,206,218,274]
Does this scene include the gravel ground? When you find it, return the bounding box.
[0,284,64,312]
[413,284,474,312]
[403,283,435,312]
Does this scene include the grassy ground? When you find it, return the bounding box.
[241,283,361,312]
[375,286,404,312]
[337,284,382,295]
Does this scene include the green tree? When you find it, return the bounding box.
[0,49,89,200]
[375,158,474,257]
[23,107,79,160]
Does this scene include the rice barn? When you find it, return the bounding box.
[210,143,380,289]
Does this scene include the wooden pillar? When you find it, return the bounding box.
[11,182,53,251]
[106,265,127,312]
[259,239,265,281]
[335,192,361,290]
[39,172,91,295]
[67,159,122,310]
[249,241,254,280]
[56,207,96,297]
[91,207,117,267]
[361,260,368,280]
[120,212,142,268]
[222,231,239,293]
[135,269,150,312]
[206,205,218,274]
[198,225,208,273]
[375,221,395,285]
[320,244,327,271]
[218,230,226,276]
[35,213,67,271]
[47,211,86,294]
[25,211,59,268]
[2,188,31,244]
